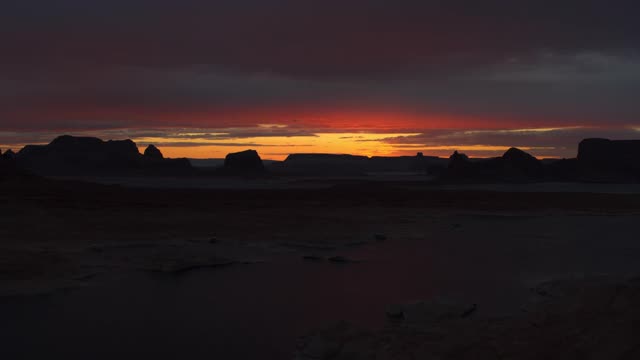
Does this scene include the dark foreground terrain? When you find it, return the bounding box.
[295,276,640,360]
[2,177,640,359]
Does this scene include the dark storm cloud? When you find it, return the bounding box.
[2,53,639,131]
[376,126,640,157]
[2,0,639,77]
[0,126,321,150]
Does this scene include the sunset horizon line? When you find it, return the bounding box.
[3,124,638,161]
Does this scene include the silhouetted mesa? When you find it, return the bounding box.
[442,147,544,183]
[440,139,640,183]
[577,138,640,181]
[369,152,444,173]
[270,152,445,175]
[9,135,640,182]
[278,154,369,175]
[16,135,193,176]
[223,149,265,174]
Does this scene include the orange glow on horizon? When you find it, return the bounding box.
[133,132,422,160]
[2,106,594,159]
[133,132,561,161]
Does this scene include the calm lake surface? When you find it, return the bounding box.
[3,215,640,359]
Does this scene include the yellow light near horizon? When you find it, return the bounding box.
[132,132,421,160]
[412,145,554,151]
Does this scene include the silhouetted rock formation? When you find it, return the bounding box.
[410,152,426,172]
[1,149,16,160]
[18,135,139,175]
[223,149,265,174]
[502,147,544,178]
[0,149,32,180]
[9,135,640,182]
[503,147,535,164]
[368,153,444,173]
[288,154,368,164]
[270,152,445,176]
[448,150,471,168]
[16,135,193,176]
[143,144,164,160]
[442,148,543,182]
[438,139,640,183]
[443,151,477,179]
[577,138,640,181]
[277,154,368,175]
[545,158,580,181]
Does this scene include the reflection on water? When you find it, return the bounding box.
[3,221,640,359]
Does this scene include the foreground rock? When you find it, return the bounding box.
[295,276,640,359]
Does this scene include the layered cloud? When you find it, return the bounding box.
[376,126,640,158]
[3,125,637,160]
[1,1,638,156]
[3,0,639,76]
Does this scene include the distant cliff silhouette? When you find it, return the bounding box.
[222,149,265,174]
[577,138,640,181]
[275,154,369,175]
[270,153,445,176]
[16,135,193,176]
[6,136,640,182]
[0,149,33,180]
[1,149,15,160]
[143,144,164,160]
[441,139,640,183]
[443,148,544,182]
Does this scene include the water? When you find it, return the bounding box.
[3,215,640,359]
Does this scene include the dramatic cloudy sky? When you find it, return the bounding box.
[1,0,639,158]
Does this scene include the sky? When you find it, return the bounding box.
[1,0,639,159]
